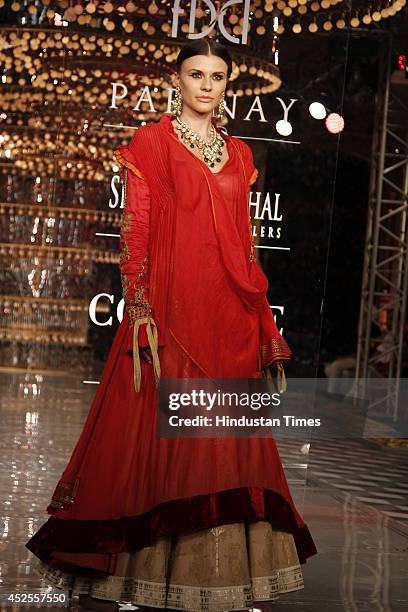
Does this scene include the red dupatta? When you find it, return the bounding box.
[115,113,292,387]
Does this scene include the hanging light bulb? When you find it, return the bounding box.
[325,113,345,134]
[309,102,327,119]
[276,119,293,136]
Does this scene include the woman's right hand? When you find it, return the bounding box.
[140,347,153,364]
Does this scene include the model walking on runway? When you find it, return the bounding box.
[26,37,317,611]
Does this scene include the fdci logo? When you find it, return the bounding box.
[171,0,251,45]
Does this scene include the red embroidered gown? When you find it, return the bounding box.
[26,114,317,611]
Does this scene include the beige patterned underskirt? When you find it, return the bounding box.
[33,521,304,611]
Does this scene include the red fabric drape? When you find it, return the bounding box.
[117,113,291,383]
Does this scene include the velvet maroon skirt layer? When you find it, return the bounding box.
[26,312,317,578]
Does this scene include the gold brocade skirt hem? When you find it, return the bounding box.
[32,521,304,611]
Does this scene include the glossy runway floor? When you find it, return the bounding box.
[1,372,407,612]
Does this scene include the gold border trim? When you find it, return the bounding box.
[114,150,146,181]
[249,168,258,185]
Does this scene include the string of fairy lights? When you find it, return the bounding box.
[0,0,405,35]
[0,0,405,181]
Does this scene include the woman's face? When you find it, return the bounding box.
[173,54,228,116]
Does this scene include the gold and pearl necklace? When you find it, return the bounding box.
[174,115,225,169]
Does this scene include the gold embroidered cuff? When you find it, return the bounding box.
[127,301,152,325]
[122,275,152,326]
[260,337,292,368]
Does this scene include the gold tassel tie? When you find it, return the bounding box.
[132,316,161,392]
[277,362,287,394]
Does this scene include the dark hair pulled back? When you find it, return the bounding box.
[175,38,233,80]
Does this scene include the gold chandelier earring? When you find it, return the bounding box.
[171,85,182,116]
[215,91,226,120]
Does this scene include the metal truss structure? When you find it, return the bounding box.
[355,35,408,421]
